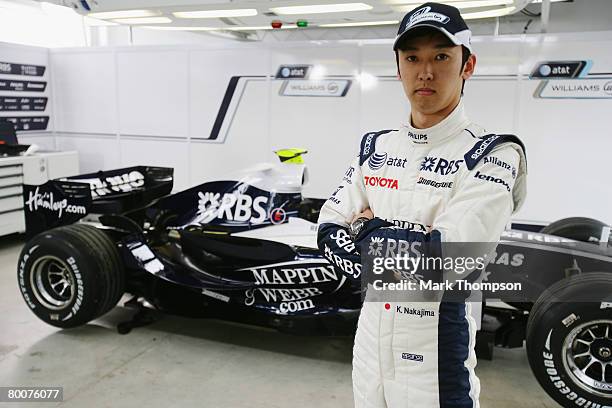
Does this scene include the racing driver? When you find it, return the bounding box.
[317,2,527,407]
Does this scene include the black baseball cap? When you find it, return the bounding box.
[393,2,473,52]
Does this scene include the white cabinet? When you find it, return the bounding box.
[0,151,79,236]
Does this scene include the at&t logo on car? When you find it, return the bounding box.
[364,176,399,190]
[368,152,408,171]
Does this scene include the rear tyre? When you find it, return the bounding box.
[17,224,124,328]
[541,217,609,244]
[526,273,612,407]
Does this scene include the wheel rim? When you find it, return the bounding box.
[29,256,76,310]
[562,319,612,398]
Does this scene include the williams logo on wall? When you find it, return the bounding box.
[0,61,46,76]
[279,79,351,97]
[531,60,612,99]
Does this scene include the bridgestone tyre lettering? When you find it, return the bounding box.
[541,217,609,245]
[526,273,612,407]
[17,224,124,328]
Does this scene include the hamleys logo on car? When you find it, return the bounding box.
[364,176,399,190]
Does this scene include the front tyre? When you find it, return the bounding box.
[526,273,612,407]
[17,224,124,328]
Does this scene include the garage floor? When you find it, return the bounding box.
[0,235,559,408]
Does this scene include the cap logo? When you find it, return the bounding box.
[406,6,450,29]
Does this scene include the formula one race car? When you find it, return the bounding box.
[17,149,612,408]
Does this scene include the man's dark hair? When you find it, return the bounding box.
[394,26,472,94]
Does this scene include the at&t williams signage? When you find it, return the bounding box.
[531,60,612,99]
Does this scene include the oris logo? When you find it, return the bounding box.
[420,156,463,175]
[364,176,399,190]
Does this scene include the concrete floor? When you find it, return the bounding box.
[0,234,560,408]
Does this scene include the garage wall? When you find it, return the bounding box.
[49,31,612,224]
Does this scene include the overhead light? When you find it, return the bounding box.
[173,9,258,19]
[143,26,217,31]
[224,24,298,30]
[531,0,569,3]
[84,17,119,26]
[449,0,513,7]
[113,17,172,24]
[270,3,372,15]
[88,10,158,19]
[142,25,298,31]
[393,0,512,9]
[462,6,516,19]
[320,20,398,27]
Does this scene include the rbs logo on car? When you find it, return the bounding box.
[197,192,268,224]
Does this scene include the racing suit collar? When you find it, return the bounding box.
[402,100,470,146]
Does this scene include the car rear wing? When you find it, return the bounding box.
[23,166,173,237]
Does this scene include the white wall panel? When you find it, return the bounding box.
[18,133,55,150]
[268,45,362,198]
[116,50,189,137]
[55,134,120,173]
[190,79,271,186]
[189,48,270,140]
[514,32,612,224]
[471,36,522,76]
[462,80,517,134]
[360,45,410,135]
[51,51,116,134]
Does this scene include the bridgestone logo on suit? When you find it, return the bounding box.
[364,176,399,190]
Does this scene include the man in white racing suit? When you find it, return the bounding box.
[317,3,527,408]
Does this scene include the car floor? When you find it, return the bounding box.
[0,234,560,408]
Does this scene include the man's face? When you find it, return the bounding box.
[397,31,474,116]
